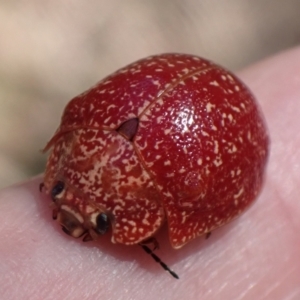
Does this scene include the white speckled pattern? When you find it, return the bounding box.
[43,53,269,248]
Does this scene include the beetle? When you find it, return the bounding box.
[41,53,269,278]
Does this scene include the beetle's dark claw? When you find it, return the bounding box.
[82,232,93,242]
[39,182,44,192]
[52,209,58,220]
[205,232,212,239]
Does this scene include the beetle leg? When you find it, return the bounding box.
[52,208,58,220]
[82,232,93,242]
[39,182,44,192]
[205,232,212,239]
[140,237,160,251]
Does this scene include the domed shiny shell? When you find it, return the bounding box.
[44,53,269,249]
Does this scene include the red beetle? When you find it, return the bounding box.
[42,53,269,278]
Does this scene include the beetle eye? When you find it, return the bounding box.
[95,213,109,235]
[51,181,65,200]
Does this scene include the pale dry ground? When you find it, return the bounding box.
[1,47,300,299]
[1,1,300,187]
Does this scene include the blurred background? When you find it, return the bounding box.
[1,0,300,188]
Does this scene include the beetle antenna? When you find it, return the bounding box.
[140,244,179,279]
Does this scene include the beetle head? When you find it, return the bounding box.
[44,180,111,242]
